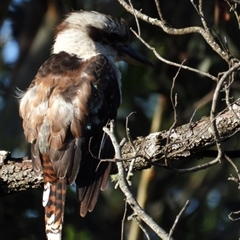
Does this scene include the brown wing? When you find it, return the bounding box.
[19,51,120,217]
[74,54,121,216]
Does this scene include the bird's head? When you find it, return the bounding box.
[52,11,152,66]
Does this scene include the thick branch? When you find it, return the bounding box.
[1,100,240,196]
[122,100,240,172]
[0,155,43,196]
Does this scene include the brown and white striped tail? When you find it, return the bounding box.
[43,178,67,240]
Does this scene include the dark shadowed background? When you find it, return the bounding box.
[1,0,240,239]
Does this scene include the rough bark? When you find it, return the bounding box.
[0,152,43,196]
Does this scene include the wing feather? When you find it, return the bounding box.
[20,51,121,221]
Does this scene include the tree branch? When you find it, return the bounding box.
[0,154,43,196]
[1,99,239,196]
[117,0,231,62]
[103,121,172,240]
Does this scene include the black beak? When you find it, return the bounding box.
[116,45,153,67]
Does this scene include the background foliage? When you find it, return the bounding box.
[1,0,239,239]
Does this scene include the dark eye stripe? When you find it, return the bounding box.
[87,25,129,46]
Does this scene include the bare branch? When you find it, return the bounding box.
[228,210,240,222]
[117,0,230,62]
[128,214,151,240]
[128,0,141,35]
[209,62,240,163]
[1,99,240,195]
[130,28,218,81]
[0,158,43,196]
[125,112,137,185]
[168,200,190,240]
[103,121,172,240]
[165,61,184,166]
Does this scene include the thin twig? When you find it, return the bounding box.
[154,0,164,22]
[130,28,218,81]
[166,158,221,174]
[103,121,173,240]
[121,201,128,240]
[224,153,240,183]
[128,0,141,35]
[125,112,137,185]
[190,0,209,31]
[117,0,229,62]
[165,61,184,166]
[228,210,240,222]
[168,200,190,240]
[226,0,240,29]
[210,62,240,161]
[191,0,230,58]
[128,214,151,240]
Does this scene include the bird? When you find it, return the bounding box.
[19,10,152,240]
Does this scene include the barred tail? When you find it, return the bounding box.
[43,178,67,240]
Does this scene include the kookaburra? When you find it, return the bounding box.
[19,11,151,240]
